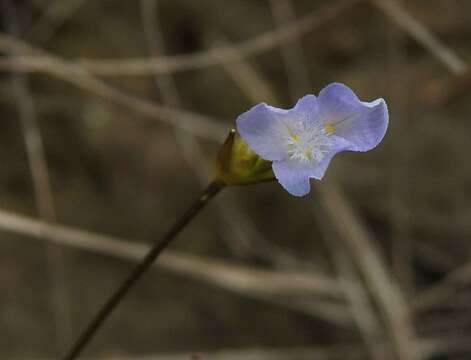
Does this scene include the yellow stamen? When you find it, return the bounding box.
[324,123,334,135]
[292,134,300,141]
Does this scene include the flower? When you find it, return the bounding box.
[236,83,388,196]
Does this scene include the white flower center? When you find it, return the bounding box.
[284,121,334,163]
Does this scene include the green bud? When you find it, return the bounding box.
[215,129,274,185]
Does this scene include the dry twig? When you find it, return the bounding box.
[371,0,467,75]
[0,0,360,77]
[27,0,89,43]
[0,33,227,141]
[316,182,421,360]
[2,0,72,352]
[0,208,349,325]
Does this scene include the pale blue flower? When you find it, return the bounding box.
[236,83,388,196]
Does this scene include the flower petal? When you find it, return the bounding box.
[291,94,320,126]
[272,134,352,196]
[272,135,352,196]
[272,160,312,197]
[236,103,288,161]
[318,83,388,152]
[309,135,352,180]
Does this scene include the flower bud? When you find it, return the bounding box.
[215,129,274,185]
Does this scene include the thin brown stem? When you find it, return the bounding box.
[62,180,225,360]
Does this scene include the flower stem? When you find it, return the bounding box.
[62,179,225,360]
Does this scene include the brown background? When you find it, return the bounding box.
[0,0,470,359]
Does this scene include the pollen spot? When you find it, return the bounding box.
[324,123,334,135]
[303,148,312,159]
[291,134,300,142]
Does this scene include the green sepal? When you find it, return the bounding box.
[215,129,274,185]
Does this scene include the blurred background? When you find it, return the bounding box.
[0,0,470,359]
